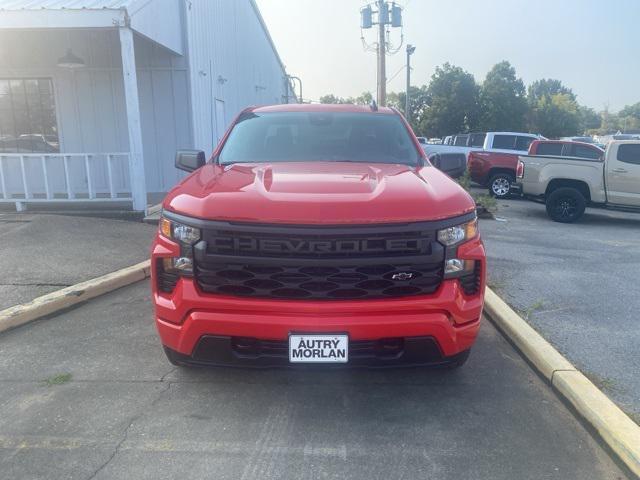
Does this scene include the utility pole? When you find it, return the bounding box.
[405,44,415,121]
[361,2,403,108]
[377,0,387,106]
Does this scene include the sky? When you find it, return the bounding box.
[256,0,639,112]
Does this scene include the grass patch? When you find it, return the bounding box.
[514,299,545,321]
[524,300,545,320]
[43,373,72,386]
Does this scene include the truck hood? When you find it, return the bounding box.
[163,162,475,224]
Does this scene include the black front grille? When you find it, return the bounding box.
[459,261,482,296]
[231,337,405,361]
[194,261,443,300]
[176,216,471,301]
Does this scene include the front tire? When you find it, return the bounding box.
[488,173,515,198]
[545,187,586,223]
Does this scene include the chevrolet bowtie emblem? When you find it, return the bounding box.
[392,272,414,281]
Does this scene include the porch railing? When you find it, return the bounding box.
[0,153,133,211]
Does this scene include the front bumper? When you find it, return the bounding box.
[164,336,471,368]
[151,235,486,366]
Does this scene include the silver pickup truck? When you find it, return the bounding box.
[517,140,640,222]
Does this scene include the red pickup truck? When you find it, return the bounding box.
[151,104,486,369]
[469,139,604,198]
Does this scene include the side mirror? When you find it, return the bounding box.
[175,150,206,172]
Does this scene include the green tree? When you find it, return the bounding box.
[618,102,640,132]
[479,61,527,131]
[319,94,347,104]
[319,92,373,105]
[528,93,580,137]
[343,91,373,105]
[593,106,621,135]
[527,79,576,103]
[419,63,479,137]
[386,91,402,110]
[390,86,430,134]
[578,105,601,133]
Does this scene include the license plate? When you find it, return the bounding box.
[289,334,348,363]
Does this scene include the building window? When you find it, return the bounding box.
[0,78,59,153]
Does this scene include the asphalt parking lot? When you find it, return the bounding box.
[0,281,628,480]
[478,192,640,423]
[0,213,156,310]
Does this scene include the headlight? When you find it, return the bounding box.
[437,218,478,246]
[159,217,201,245]
[158,216,201,277]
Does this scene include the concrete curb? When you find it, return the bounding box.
[0,260,151,334]
[484,286,640,478]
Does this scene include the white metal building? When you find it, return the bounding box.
[0,0,295,212]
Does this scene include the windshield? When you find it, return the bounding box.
[217,111,421,166]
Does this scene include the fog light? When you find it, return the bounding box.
[444,258,475,277]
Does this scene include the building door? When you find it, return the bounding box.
[214,99,226,146]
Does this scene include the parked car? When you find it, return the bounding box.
[465,133,545,197]
[416,136,428,145]
[424,131,542,164]
[560,136,595,144]
[517,140,640,222]
[428,152,467,179]
[0,134,59,153]
[151,103,486,369]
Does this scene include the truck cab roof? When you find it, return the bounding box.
[250,103,397,115]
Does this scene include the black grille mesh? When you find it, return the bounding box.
[231,337,404,360]
[195,262,443,300]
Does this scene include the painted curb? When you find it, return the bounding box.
[484,286,640,478]
[0,260,151,334]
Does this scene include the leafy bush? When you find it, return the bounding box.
[457,170,497,213]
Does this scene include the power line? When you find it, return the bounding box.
[386,64,406,84]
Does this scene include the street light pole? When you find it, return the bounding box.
[405,44,415,122]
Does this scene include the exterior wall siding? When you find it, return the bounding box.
[0,28,192,195]
[185,0,293,155]
[0,0,292,199]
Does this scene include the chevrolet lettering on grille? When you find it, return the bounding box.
[210,236,429,256]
